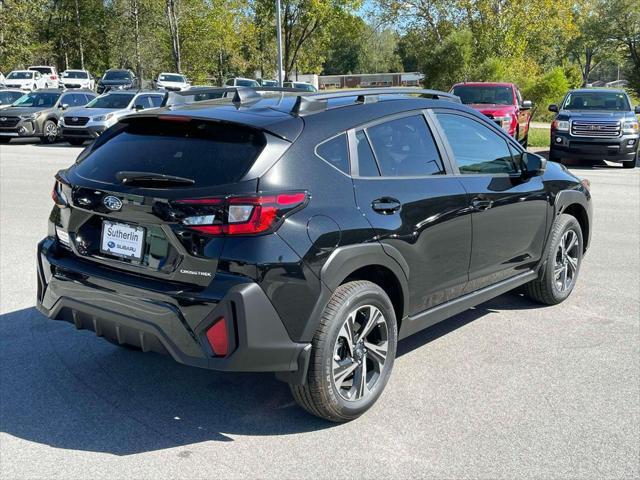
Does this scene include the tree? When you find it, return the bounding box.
[166,0,181,72]
[422,29,473,90]
[602,0,640,95]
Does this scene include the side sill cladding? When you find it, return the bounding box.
[298,243,410,342]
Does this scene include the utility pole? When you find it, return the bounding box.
[276,0,283,87]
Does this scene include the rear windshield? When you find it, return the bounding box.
[73,119,267,188]
[29,67,53,74]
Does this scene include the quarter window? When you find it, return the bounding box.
[366,115,444,176]
[435,113,517,174]
[316,134,350,174]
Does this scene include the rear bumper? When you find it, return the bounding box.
[551,131,639,162]
[36,237,311,377]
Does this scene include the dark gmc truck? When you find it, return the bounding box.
[549,88,640,168]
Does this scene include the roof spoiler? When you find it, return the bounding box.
[290,88,461,116]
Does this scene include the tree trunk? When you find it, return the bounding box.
[166,0,181,73]
[73,0,84,69]
[132,0,142,80]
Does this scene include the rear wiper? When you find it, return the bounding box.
[116,171,195,187]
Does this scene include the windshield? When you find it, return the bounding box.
[451,85,514,105]
[236,79,259,87]
[7,71,33,80]
[29,67,52,75]
[159,74,185,82]
[261,80,277,87]
[562,91,630,111]
[63,71,88,79]
[103,70,132,81]
[85,93,134,109]
[12,92,61,108]
[0,91,23,105]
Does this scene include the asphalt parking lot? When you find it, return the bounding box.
[1,140,638,479]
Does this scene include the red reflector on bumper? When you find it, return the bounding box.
[206,317,229,356]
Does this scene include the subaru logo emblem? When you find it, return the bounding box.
[107,241,116,248]
[103,195,123,211]
[72,117,78,122]
[0,117,6,121]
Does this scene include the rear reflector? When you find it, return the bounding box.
[206,317,229,356]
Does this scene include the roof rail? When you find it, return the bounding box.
[290,88,460,116]
[166,86,263,106]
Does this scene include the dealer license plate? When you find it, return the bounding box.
[100,221,145,260]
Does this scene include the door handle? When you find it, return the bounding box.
[471,197,493,211]
[372,197,402,215]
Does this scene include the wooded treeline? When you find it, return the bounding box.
[1,0,639,111]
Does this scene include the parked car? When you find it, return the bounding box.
[224,77,260,87]
[258,79,278,87]
[59,90,165,145]
[28,66,60,88]
[97,69,139,94]
[155,72,190,91]
[38,87,592,422]
[0,89,24,110]
[283,81,317,92]
[61,69,95,90]
[548,88,639,168]
[450,82,533,146]
[0,89,96,143]
[4,70,48,91]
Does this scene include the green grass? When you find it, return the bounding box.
[527,127,550,148]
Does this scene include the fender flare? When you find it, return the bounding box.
[299,243,410,342]
[554,189,592,247]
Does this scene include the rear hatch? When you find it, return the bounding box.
[57,116,279,286]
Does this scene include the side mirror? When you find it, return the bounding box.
[60,103,69,110]
[635,105,640,114]
[548,104,559,113]
[134,104,144,111]
[521,152,547,176]
[521,100,533,109]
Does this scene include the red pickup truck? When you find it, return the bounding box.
[450,82,533,147]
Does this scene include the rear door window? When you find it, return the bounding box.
[355,130,380,177]
[366,115,444,176]
[73,119,267,188]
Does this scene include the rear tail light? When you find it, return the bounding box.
[206,317,229,356]
[51,75,57,80]
[174,192,308,236]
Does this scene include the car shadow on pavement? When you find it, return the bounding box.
[1,292,539,455]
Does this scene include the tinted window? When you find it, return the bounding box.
[86,93,135,109]
[236,79,259,87]
[367,115,444,176]
[451,85,514,106]
[436,113,516,174]
[562,91,630,111]
[316,134,350,174]
[0,91,23,105]
[134,94,163,109]
[73,119,267,188]
[29,67,53,75]
[104,70,132,80]
[61,93,89,107]
[12,92,60,107]
[355,130,379,176]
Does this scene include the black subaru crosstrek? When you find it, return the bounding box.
[37,87,593,422]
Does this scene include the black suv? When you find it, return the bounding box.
[549,88,640,168]
[37,88,593,422]
[96,69,139,94]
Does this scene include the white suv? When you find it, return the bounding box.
[28,66,60,88]
[155,72,190,91]
[61,70,95,90]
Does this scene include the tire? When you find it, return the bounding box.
[290,280,398,422]
[524,213,583,305]
[0,137,11,144]
[548,148,561,163]
[67,138,86,146]
[40,120,58,144]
